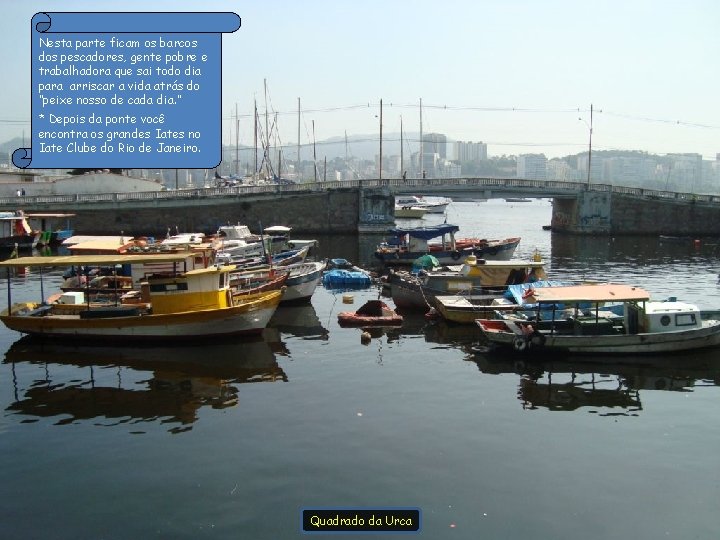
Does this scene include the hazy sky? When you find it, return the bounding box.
[2,0,719,160]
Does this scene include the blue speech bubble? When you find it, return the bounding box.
[15,12,240,170]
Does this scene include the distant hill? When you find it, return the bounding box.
[0,137,24,155]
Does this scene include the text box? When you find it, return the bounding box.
[13,11,240,170]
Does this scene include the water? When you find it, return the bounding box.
[1,199,719,539]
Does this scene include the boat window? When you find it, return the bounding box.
[660,315,671,326]
[675,313,696,326]
[149,282,188,292]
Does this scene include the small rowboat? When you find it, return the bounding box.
[337,300,403,327]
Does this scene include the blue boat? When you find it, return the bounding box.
[322,268,372,289]
[374,223,520,266]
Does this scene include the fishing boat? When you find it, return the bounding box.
[476,284,720,355]
[263,225,318,253]
[337,300,403,327]
[25,213,76,247]
[374,224,520,266]
[0,253,283,340]
[230,260,326,304]
[0,211,40,251]
[385,255,547,310]
[432,280,573,324]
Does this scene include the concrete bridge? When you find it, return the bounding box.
[2,175,720,236]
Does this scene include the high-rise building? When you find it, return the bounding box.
[455,141,488,162]
[517,154,547,180]
[422,133,446,159]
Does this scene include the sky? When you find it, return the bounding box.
[2,0,719,160]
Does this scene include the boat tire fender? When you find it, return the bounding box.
[512,336,528,352]
[451,250,461,260]
[528,331,546,348]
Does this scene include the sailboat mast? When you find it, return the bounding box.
[312,120,317,183]
[379,99,383,181]
[253,99,258,178]
[297,97,301,181]
[263,79,270,179]
[419,98,423,178]
[400,115,403,179]
[587,103,593,186]
[235,103,239,177]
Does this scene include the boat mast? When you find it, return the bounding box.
[587,103,593,186]
[400,115,403,178]
[253,99,258,179]
[235,103,239,177]
[297,97,301,182]
[379,98,383,181]
[312,120,318,183]
[264,79,269,179]
[419,98,423,178]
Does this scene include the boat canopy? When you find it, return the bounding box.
[0,253,194,268]
[524,284,650,304]
[387,224,460,239]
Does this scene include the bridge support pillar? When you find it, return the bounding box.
[358,187,394,233]
[551,190,611,234]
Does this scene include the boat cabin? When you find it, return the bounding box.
[523,284,701,336]
[382,224,460,252]
[629,301,702,333]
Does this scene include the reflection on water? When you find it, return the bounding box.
[473,351,720,415]
[268,303,329,340]
[3,332,287,433]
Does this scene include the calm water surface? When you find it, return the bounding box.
[1,199,719,539]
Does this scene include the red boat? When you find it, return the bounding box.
[337,300,403,327]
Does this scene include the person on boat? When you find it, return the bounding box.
[402,171,407,182]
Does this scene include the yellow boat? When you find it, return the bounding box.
[0,254,282,341]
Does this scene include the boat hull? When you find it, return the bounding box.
[477,319,720,355]
[282,261,325,303]
[0,290,282,340]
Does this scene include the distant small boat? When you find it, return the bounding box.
[542,225,552,231]
[505,198,532,203]
[396,196,450,214]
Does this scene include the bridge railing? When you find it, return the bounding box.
[2,176,720,207]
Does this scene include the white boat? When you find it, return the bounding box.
[396,196,450,214]
[215,224,267,260]
[263,225,318,254]
[0,253,283,340]
[476,284,720,355]
[281,261,326,303]
[229,259,326,303]
[161,232,206,246]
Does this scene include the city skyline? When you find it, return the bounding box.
[1,1,718,162]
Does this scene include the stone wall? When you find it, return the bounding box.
[24,189,370,237]
[552,191,720,236]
